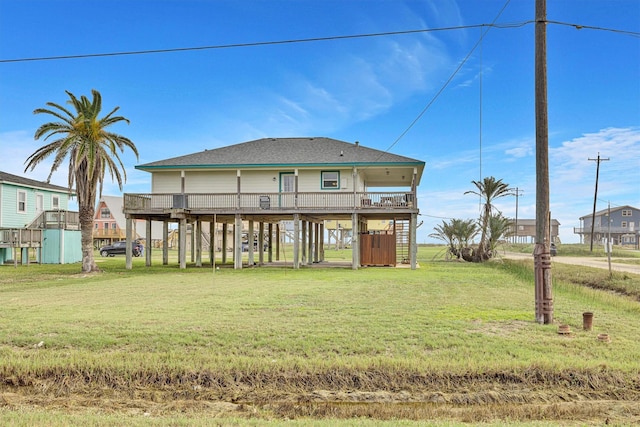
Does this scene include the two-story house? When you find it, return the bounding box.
[574,205,639,248]
[0,171,81,264]
[123,137,425,270]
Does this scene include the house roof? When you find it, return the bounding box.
[136,137,425,180]
[0,170,71,194]
[579,205,638,220]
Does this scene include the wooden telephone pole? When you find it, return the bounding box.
[588,153,610,251]
[534,0,553,324]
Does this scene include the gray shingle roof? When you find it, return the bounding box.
[0,170,71,193]
[137,137,424,169]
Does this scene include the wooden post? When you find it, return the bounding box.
[301,220,307,265]
[126,216,133,270]
[195,217,202,267]
[259,222,265,266]
[210,217,215,266]
[146,219,152,267]
[162,221,168,265]
[535,0,552,324]
[293,214,300,269]
[179,218,187,269]
[248,220,255,266]
[222,223,228,264]
[268,223,273,263]
[351,213,359,270]
[234,214,243,269]
[410,213,418,270]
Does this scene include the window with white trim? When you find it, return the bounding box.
[321,171,339,189]
[17,190,27,213]
[52,195,60,209]
[622,209,632,217]
[621,221,627,228]
[100,208,111,218]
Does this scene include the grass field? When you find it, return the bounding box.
[1,245,639,426]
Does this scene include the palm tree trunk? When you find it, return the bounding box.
[79,204,98,272]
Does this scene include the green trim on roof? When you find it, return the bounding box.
[136,161,424,171]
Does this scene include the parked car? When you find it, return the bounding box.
[99,240,143,257]
[550,242,557,256]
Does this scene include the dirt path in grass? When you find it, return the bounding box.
[501,252,640,275]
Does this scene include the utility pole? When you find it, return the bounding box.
[588,152,609,252]
[534,0,552,324]
[509,187,524,243]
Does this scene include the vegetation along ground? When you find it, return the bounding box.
[1,245,639,426]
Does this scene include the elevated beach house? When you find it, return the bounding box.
[0,171,80,265]
[123,137,425,269]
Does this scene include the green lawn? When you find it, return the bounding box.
[0,246,639,425]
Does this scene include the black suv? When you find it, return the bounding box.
[99,240,143,257]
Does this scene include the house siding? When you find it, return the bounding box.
[152,172,181,193]
[1,182,71,228]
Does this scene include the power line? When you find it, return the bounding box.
[0,23,515,64]
[547,20,640,38]
[1,19,636,64]
[380,0,513,156]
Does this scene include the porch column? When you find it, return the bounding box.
[410,212,418,270]
[162,221,169,265]
[307,221,313,265]
[259,222,265,266]
[351,212,359,270]
[247,220,255,266]
[313,222,319,263]
[214,219,216,267]
[234,214,243,270]
[145,218,152,267]
[293,214,300,269]
[190,221,195,263]
[179,218,187,269]
[126,216,133,270]
[195,217,202,267]
[268,223,273,263]
[275,223,280,261]
[222,223,228,264]
[319,222,325,262]
[301,220,307,265]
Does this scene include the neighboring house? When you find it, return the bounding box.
[93,195,164,250]
[508,218,560,243]
[574,205,640,248]
[0,171,81,264]
[123,137,425,269]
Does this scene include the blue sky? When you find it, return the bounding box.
[1,0,638,244]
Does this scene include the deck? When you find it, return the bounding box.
[123,191,416,219]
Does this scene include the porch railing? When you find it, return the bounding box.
[0,228,43,247]
[124,192,416,212]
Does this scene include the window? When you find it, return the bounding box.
[622,210,632,217]
[17,190,27,213]
[321,171,339,189]
[94,223,98,229]
[112,223,117,230]
[52,195,60,209]
[100,208,111,219]
[104,222,109,230]
[621,221,627,228]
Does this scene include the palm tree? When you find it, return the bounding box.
[487,213,513,255]
[25,90,138,273]
[464,176,512,261]
[430,218,478,260]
